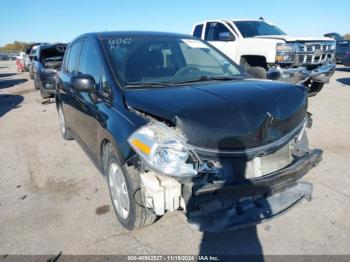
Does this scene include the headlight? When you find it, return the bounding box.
[128,122,198,177]
[276,43,295,52]
[276,43,295,63]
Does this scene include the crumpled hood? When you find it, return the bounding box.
[255,35,335,42]
[124,80,307,150]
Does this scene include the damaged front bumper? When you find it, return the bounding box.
[140,148,322,232]
[267,63,336,85]
[185,149,322,232]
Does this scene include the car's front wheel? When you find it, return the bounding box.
[103,143,156,230]
[58,105,73,140]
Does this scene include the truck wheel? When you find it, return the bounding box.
[58,105,73,140]
[240,58,267,79]
[308,82,324,96]
[245,66,267,79]
[103,143,156,230]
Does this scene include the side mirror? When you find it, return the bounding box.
[30,55,37,61]
[218,32,235,41]
[71,74,96,93]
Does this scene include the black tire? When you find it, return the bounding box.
[308,82,324,96]
[240,58,267,79]
[58,105,73,140]
[103,143,156,230]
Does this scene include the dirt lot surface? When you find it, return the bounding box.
[0,61,350,256]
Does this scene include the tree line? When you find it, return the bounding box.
[0,41,33,53]
[1,35,350,53]
[343,34,350,40]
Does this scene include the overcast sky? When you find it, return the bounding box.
[0,0,349,46]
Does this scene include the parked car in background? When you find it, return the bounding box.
[16,57,25,72]
[56,31,322,232]
[0,53,10,60]
[28,43,49,78]
[32,43,66,98]
[24,44,38,71]
[24,43,46,72]
[192,19,336,96]
[343,49,350,67]
[324,33,349,63]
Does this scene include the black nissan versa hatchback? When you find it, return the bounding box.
[56,31,322,232]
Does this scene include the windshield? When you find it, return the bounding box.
[234,21,286,38]
[101,36,242,87]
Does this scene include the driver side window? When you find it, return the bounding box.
[205,22,234,41]
[78,39,101,89]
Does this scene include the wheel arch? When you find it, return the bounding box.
[240,55,268,69]
[97,128,135,176]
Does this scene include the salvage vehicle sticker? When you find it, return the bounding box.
[106,38,132,49]
[181,39,208,49]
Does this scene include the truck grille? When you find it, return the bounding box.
[296,42,335,66]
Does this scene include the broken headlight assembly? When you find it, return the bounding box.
[128,122,199,177]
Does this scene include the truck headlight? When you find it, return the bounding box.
[276,43,295,63]
[128,122,198,177]
[276,43,295,52]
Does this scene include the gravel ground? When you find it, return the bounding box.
[0,61,350,256]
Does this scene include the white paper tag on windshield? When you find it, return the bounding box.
[181,39,208,48]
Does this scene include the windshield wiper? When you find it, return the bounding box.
[169,75,244,85]
[124,82,171,89]
[124,76,243,88]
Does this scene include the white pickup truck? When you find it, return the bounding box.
[191,19,336,95]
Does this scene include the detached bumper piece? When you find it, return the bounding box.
[267,63,336,85]
[188,181,312,232]
[185,149,322,232]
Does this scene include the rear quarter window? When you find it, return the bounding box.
[193,24,203,38]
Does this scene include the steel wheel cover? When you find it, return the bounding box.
[108,162,130,220]
[58,107,65,135]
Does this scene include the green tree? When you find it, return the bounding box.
[343,34,350,40]
[0,41,32,53]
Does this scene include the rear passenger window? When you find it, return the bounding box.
[78,39,101,88]
[193,24,203,38]
[66,42,82,74]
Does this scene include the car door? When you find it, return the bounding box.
[72,38,102,158]
[205,22,239,63]
[59,41,82,131]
